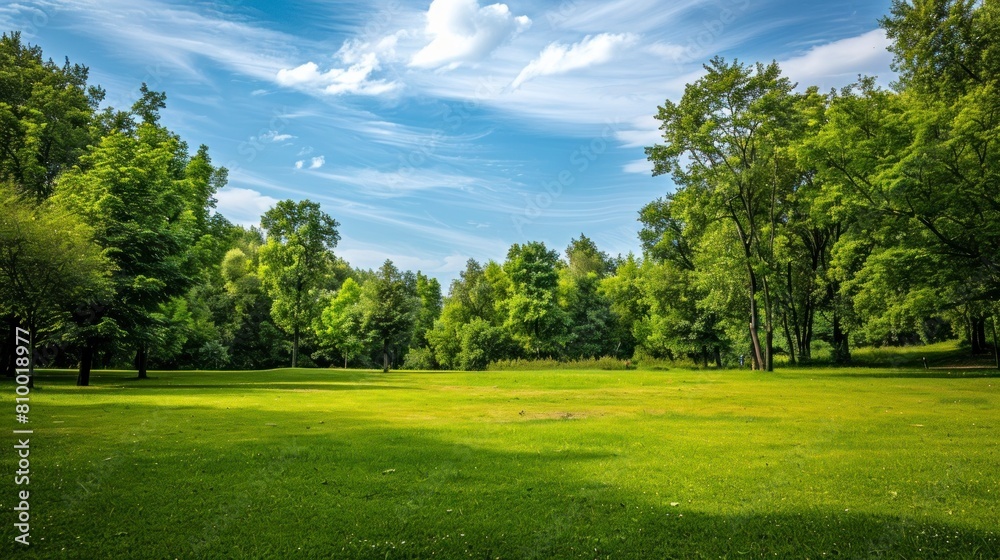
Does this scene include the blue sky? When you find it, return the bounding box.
[2,0,895,284]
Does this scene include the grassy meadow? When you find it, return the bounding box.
[2,362,998,558]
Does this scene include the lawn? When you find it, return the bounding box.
[2,365,998,558]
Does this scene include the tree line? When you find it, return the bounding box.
[1,1,998,379]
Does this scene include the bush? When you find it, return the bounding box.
[488,356,630,371]
[402,347,437,370]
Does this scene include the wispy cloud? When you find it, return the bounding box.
[309,156,326,169]
[779,29,894,90]
[511,32,638,90]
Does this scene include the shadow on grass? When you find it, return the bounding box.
[825,369,1000,379]
[4,400,997,559]
[27,368,418,392]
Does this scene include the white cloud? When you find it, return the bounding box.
[410,0,531,69]
[259,130,295,143]
[623,158,651,174]
[295,160,304,169]
[309,167,478,198]
[779,29,894,90]
[310,156,326,169]
[276,53,398,96]
[214,187,279,227]
[511,33,638,89]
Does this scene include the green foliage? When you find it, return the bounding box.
[258,199,340,367]
[360,260,416,372]
[501,241,567,356]
[0,185,112,357]
[0,32,103,201]
[315,277,367,368]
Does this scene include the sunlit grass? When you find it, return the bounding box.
[2,365,998,558]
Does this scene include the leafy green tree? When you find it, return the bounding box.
[559,235,615,359]
[219,237,286,369]
[0,186,112,384]
[315,277,367,368]
[53,118,199,383]
[599,253,645,359]
[501,242,567,357]
[258,199,340,367]
[876,1,1000,351]
[428,259,506,368]
[360,260,416,372]
[457,317,516,371]
[0,32,103,202]
[412,272,443,350]
[646,57,797,370]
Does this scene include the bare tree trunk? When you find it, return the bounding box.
[992,315,1000,369]
[781,310,796,366]
[832,312,850,364]
[292,327,299,368]
[136,344,148,379]
[2,314,16,378]
[382,340,389,373]
[77,342,93,386]
[747,267,765,371]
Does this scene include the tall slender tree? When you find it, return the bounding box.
[258,199,340,368]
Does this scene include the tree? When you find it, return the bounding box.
[0,32,103,202]
[53,119,200,383]
[501,242,567,357]
[0,186,112,385]
[646,57,797,370]
[360,260,416,372]
[559,235,616,359]
[315,277,367,368]
[258,199,340,368]
[876,1,1000,351]
[412,272,443,350]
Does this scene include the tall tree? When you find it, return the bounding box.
[258,199,340,368]
[646,57,797,370]
[0,186,112,384]
[877,0,1000,351]
[501,241,566,357]
[360,260,415,372]
[0,32,103,202]
[315,277,367,368]
[53,117,199,384]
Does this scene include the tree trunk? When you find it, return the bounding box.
[747,268,765,371]
[714,347,722,368]
[77,342,93,386]
[832,312,850,364]
[702,345,708,368]
[976,317,988,354]
[382,340,389,373]
[292,327,299,368]
[136,344,148,379]
[781,310,796,366]
[765,328,774,371]
[2,314,14,378]
[992,315,1000,369]
[344,356,348,369]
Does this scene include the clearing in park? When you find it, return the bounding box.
[2,361,997,558]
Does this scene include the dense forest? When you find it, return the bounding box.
[2,1,998,382]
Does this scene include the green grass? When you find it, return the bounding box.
[2,365,998,559]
